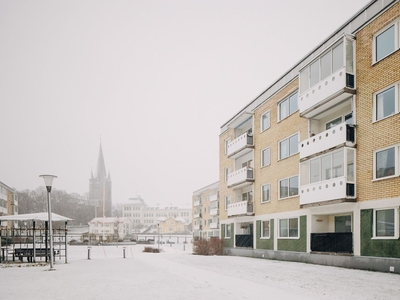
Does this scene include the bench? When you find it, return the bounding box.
[14,248,59,263]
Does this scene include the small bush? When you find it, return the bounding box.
[193,238,224,256]
[143,247,160,253]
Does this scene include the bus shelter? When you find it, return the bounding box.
[0,212,72,264]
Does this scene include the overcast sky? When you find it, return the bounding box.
[0,0,371,207]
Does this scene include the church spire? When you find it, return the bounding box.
[96,142,107,180]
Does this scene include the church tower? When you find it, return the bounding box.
[89,142,112,217]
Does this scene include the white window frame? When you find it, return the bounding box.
[372,19,399,64]
[225,167,231,182]
[372,207,399,239]
[278,133,299,160]
[225,224,231,238]
[278,217,299,239]
[224,138,231,154]
[278,91,298,122]
[261,220,270,239]
[278,175,299,200]
[225,195,231,211]
[260,110,271,132]
[373,82,399,122]
[261,147,271,167]
[261,184,271,203]
[373,144,399,180]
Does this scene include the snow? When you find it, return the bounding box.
[1,244,399,300]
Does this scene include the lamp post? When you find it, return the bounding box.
[39,174,57,270]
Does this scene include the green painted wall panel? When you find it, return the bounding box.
[360,209,400,258]
[256,220,274,250]
[278,215,307,252]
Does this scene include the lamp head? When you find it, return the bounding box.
[39,174,57,192]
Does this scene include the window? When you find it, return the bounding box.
[279,133,298,159]
[374,84,398,121]
[225,138,231,154]
[300,40,346,93]
[261,147,270,167]
[261,220,270,238]
[225,195,231,210]
[261,111,270,131]
[225,224,231,238]
[279,175,299,199]
[326,116,343,130]
[279,218,298,238]
[261,184,270,203]
[242,191,253,202]
[225,167,231,182]
[373,21,398,63]
[374,146,397,179]
[278,92,298,121]
[374,208,397,238]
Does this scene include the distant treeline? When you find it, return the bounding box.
[16,187,97,225]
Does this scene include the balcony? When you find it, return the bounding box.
[209,193,218,202]
[227,167,254,188]
[193,225,202,230]
[210,208,219,216]
[299,67,355,118]
[311,232,353,254]
[227,133,254,159]
[194,213,202,219]
[210,223,219,229]
[300,176,355,207]
[194,199,201,207]
[235,234,253,248]
[300,123,355,159]
[227,200,254,217]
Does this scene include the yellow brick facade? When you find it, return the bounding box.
[356,2,400,202]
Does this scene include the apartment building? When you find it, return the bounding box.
[122,195,192,234]
[88,217,131,242]
[192,182,220,240]
[219,0,400,272]
[0,181,17,223]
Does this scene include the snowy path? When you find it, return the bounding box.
[1,244,399,300]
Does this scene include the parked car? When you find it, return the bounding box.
[167,239,175,244]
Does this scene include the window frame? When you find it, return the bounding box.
[225,167,231,182]
[278,91,299,122]
[373,20,399,64]
[225,224,231,238]
[373,144,399,180]
[278,217,299,239]
[261,183,271,203]
[261,147,271,167]
[224,138,231,154]
[261,220,270,239]
[372,207,399,239]
[260,110,271,132]
[278,175,299,200]
[225,195,231,211]
[373,82,399,122]
[278,133,299,160]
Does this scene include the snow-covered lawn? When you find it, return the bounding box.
[1,244,399,300]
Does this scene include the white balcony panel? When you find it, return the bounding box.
[300,176,354,206]
[227,133,254,158]
[210,223,219,229]
[209,194,218,202]
[210,208,219,216]
[194,200,201,207]
[194,213,201,219]
[299,67,355,118]
[193,225,202,230]
[227,167,254,188]
[228,200,253,217]
[300,123,355,159]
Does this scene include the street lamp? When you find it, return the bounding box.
[39,174,57,270]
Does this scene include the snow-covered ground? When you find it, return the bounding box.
[1,244,399,300]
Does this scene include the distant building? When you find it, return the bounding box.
[0,181,18,228]
[89,142,112,218]
[158,217,187,234]
[88,217,130,242]
[192,182,219,240]
[122,195,191,234]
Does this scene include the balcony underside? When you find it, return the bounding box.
[228,146,254,159]
[300,88,355,119]
[300,198,356,209]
